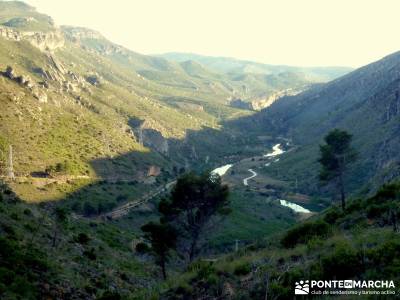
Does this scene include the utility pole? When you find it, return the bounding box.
[264,273,269,300]
[235,239,239,252]
[7,145,15,180]
[138,126,143,146]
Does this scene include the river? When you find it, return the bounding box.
[211,143,312,213]
[279,199,311,213]
[211,164,233,177]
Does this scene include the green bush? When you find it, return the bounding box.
[281,220,331,248]
[366,239,400,275]
[233,262,251,276]
[83,202,97,216]
[135,242,150,254]
[75,233,91,245]
[320,244,362,279]
[173,282,193,296]
[368,183,400,204]
[46,160,81,176]
[324,207,342,224]
[366,203,389,219]
[0,237,49,299]
[269,282,291,300]
[97,291,122,300]
[196,262,216,281]
[23,208,32,216]
[345,198,363,213]
[83,248,97,260]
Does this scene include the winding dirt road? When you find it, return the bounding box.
[243,169,257,186]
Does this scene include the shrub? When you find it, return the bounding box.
[233,262,251,276]
[197,263,216,281]
[23,208,32,216]
[83,202,97,216]
[366,239,400,271]
[368,183,400,204]
[345,198,363,213]
[83,248,97,260]
[174,282,193,296]
[135,242,150,254]
[71,201,82,212]
[0,238,49,298]
[324,207,342,224]
[366,204,389,219]
[75,233,90,245]
[97,291,122,300]
[116,194,128,202]
[269,282,291,300]
[320,244,362,279]
[281,220,331,248]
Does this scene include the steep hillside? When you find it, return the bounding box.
[0,178,160,300]
[162,182,400,299]
[244,51,400,197]
[0,1,246,204]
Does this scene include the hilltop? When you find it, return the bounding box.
[158,52,353,82]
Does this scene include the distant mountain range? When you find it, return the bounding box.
[158,52,353,81]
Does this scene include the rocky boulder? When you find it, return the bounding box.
[85,74,102,86]
[147,166,161,177]
[32,88,48,103]
[5,66,15,79]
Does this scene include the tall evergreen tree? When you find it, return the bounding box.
[318,129,357,210]
[159,172,230,262]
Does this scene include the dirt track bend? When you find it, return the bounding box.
[243,169,257,186]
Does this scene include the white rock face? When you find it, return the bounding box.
[0,26,64,51]
[230,88,307,111]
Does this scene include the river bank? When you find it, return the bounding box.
[211,142,313,214]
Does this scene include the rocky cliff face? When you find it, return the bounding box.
[129,119,170,155]
[0,25,64,51]
[249,88,305,110]
[0,2,64,52]
[229,87,305,111]
[62,26,126,56]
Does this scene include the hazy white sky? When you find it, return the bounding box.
[24,0,400,67]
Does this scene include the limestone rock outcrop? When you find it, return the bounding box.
[0,25,64,51]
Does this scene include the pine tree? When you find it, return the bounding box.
[318,129,357,210]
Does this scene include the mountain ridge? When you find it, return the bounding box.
[244,50,400,196]
[158,52,353,81]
